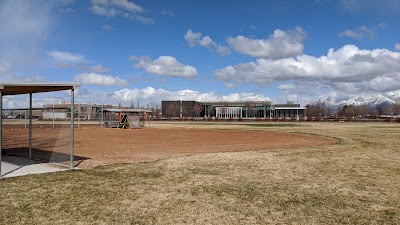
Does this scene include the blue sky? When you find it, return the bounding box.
[1,0,400,108]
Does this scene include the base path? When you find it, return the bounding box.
[72,127,335,168]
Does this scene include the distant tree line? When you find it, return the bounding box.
[306,98,400,118]
[121,101,162,118]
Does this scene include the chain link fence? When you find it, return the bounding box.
[2,108,92,168]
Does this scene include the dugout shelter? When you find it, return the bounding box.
[0,83,80,177]
[102,108,152,129]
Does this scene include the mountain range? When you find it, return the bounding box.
[320,93,400,107]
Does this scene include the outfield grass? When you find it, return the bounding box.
[1,122,399,224]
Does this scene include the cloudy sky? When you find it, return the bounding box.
[1,0,400,108]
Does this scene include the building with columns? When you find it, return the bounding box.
[161,100,306,119]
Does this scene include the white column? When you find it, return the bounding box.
[264,106,266,118]
[0,91,2,177]
[29,93,32,159]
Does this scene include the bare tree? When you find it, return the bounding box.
[149,101,157,117]
[244,101,256,118]
[339,104,365,118]
[376,102,390,116]
[390,98,400,116]
[165,101,180,118]
[339,105,353,118]
[324,98,334,117]
[306,100,325,118]
[247,101,258,117]
[182,105,193,118]
[153,104,161,118]
[192,103,203,118]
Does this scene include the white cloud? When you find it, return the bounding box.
[103,24,113,30]
[128,55,151,61]
[90,0,151,24]
[161,9,174,16]
[130,55,197,78]
[0,0,52,77]
[90,0,142,14]
[110,0,142,12]
[215,45,232,57]
[396,43,400,51]
[134,15,154,24]
[339,25,376,40]
[277,84,296,90]
[48,50,86,64]
[215,44,400,94]
[340,0,400,12]
[74,73,127,86]
[227,27,306,59]
[0,61,10,75]
[220,93,271,102]
[111,87,271,103]
[224,82,236,89]
[89,64,110,72]
[90,4,118,16]
[48,51,110,73]
[184,30,231,56]
[75,64,111,72]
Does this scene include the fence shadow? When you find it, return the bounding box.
[2,148,89,167]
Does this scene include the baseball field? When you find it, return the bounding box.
[0,121,399,224]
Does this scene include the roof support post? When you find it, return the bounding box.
[70,88,75,169]
[0,91,3,177]
[29,93,32,159]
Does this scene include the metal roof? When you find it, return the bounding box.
[0,82,80,96]
[103,108,152,113]
[199,101,272,105]
[274,107,306,110]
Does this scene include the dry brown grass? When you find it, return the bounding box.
[0,122,399,224]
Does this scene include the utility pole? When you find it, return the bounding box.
[180,100,183,118]
[204,98,207,118]
[53,94,55,129]
[101,95,104,127]
[296,97,299,121]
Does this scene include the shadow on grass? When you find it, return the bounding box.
[2,148,89,167]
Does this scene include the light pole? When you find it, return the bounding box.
[296,97,299,121]
[204,98,207,119]
[180,100,182,118]
[100,94,104,127]
[52,94,55,129]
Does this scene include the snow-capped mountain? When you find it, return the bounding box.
[321,93,400,107]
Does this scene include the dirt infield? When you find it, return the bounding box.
[81,127,336,168]
[3,126,336,169]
